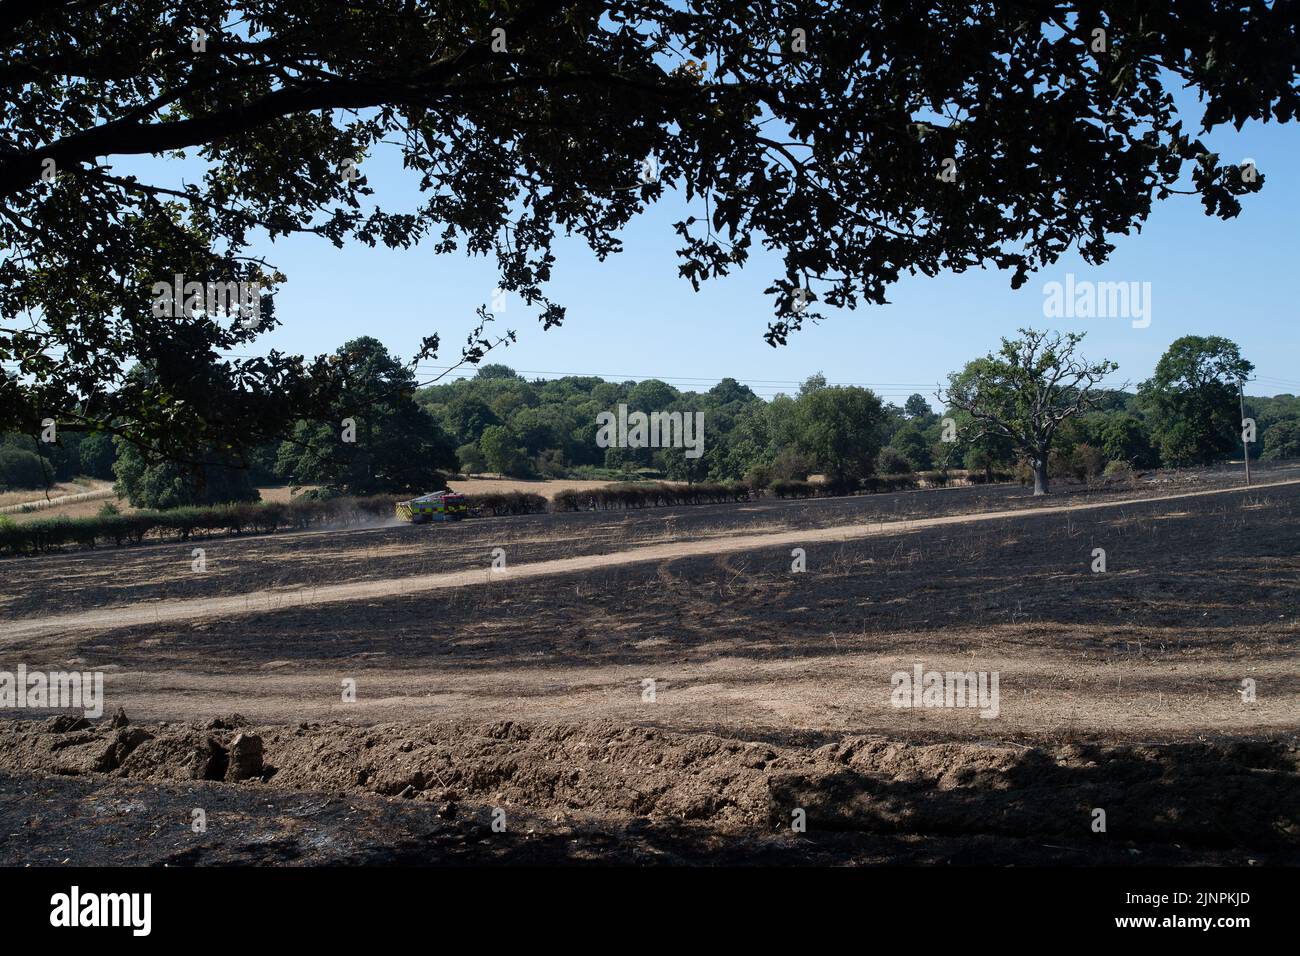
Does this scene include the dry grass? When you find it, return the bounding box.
[256,485,318,503]
[6,496,126,523]
[0,478,111,508]
[3,483,313,523]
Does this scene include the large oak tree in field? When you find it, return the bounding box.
[1,0,1296,465]
[939,329,1117,495]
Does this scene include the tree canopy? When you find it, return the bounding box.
[274,336,456,495]
[3,0,1295,462]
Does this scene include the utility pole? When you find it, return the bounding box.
[1239,378,1251,487]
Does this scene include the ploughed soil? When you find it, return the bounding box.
[0,464,1297,865]
[0,715,1294,865]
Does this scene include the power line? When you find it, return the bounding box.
[408,366,1133,392]
[8,351,1288,399]
[197,354,950,390]
[407,365,943,389]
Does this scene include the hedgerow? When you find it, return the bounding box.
[0,496,394,556]
[769,474,920,498]
[464,491,548,516]
[551,481,751,512]
[1,470,978,557]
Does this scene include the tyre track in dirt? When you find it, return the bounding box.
[5,477,1297,642]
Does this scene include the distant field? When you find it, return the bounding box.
[0,479,118,521]
[3,483,308,523]
[256,485,313,503]
[266,477,647,501]
[0,478,111,509]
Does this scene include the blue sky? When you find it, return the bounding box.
[186,90,1299,408]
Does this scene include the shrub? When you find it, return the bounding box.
[0,447,53,489]
[1073,443,1107,480]
[743,462,773,489]
[876,447,914,476]
[0,514,16,553]
[463,491,547,516]
[770,479,817,499]
[770,448,814,482]
[1102,460,1136,482]
[554,481,752,511]
[1048,447,1077,481]
[822,475,859,496]
[535,449,567,479]
[861,474,919,494]
[965,468,1015,485]
[70,517,101,550]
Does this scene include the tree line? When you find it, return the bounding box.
[3,330,1295,508]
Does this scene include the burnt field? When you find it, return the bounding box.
[2,461,1294,620]
[0,466,1297,865]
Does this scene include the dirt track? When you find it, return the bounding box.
[6,475,1298,642]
